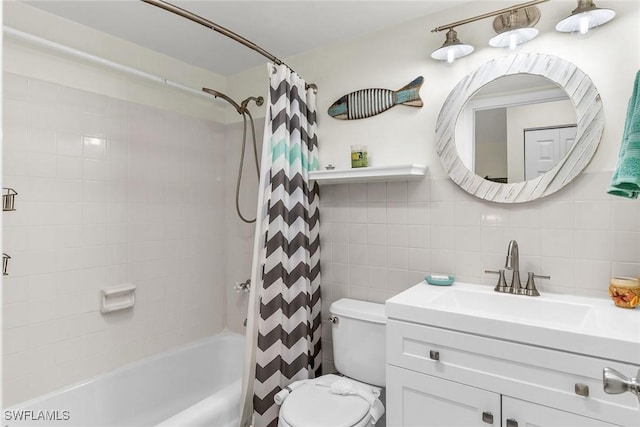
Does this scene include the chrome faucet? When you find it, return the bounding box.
[485,240,550,296]
[505,240,522,294]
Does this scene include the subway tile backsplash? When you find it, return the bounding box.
[3,73,226,406]
[319,172,640,372]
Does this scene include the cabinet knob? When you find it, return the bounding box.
[481,411,493,424]
[574,383,589,397]
[506,419,518,427]
[429,350,440,361]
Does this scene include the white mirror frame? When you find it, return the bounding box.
[435,53,604,203]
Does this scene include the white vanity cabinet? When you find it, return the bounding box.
[385,283,640,427]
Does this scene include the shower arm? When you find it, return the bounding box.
[141,0,316,92]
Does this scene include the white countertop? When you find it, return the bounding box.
[386,282,640,365]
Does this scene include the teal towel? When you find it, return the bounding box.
[608,70,640,199]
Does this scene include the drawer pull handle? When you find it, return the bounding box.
[429,350,440,361]
[481,411,493,424]
[575,383,589,397]
[506,419,518,427]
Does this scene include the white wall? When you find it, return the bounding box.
[228,1,638,175]
[3,1,227,122]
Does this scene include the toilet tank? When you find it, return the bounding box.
[329,298,386,387]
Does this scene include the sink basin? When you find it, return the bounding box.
[430,287,595,327]
[386,282,640,364]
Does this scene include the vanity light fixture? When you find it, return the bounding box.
[488,7,540,49]
[555,0,615,37]
[430,28,474,64]
[431,0,548,62]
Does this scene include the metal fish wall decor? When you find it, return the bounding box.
[328,76,423,120]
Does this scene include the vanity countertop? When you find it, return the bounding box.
[386,282,640,365]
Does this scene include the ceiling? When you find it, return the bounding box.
[23,0,465,76]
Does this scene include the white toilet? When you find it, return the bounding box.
[277,298,386,427]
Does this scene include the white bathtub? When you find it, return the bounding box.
[5,331,244,427]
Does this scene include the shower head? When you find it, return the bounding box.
[240,96,264,111]
[202,88,264,115]
[202,87,243,113]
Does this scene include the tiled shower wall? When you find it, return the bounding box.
[2,73,227,406]
[319,173,640,372]
[224,119,264,334]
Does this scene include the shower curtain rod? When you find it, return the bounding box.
[3,26,227,105]
[140,0,317,92]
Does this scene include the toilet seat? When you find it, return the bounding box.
[278,375,377,427]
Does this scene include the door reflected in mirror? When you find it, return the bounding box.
[455,74,577,184]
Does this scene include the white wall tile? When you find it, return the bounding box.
[407,202,429,225]
[611,201,640,231]
[367,202,387,224]
[611,232,640,263]
[348,183,367,203]
[541,229,574,258]
[386,224,407,247]
[367,182,386,202]
[3,75,225,406]
[574,259,611,291]
[540,201,574,229]
[367,224,386,246]
[387,182,407,202]
[56,132,83,157]
[431,202,454,226]
[408,248,429,272]
[386,202,407,224]
[387,247,408,270]
[574,201,611,230]
[430,179,457,202]
[349,202,368,223]
[26,128,56,154]
[367,245,386,267]
[574,230,611,260]
[407,225,428,249]
[407,178,429,202]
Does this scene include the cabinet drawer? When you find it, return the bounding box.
[387,319,640,426]
[387,365,501,427]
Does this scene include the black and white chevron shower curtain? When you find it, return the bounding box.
[251,64,322,427]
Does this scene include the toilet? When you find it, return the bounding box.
[277,298,386,427]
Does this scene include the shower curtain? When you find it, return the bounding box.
[240,63,321,427]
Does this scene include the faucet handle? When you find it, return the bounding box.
[485,269,508,293]
[524,272,550,297]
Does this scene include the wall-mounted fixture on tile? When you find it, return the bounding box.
[3,187,17,211]
[100,284,136,314]
[430,0,615,64]
[3,253,11,276]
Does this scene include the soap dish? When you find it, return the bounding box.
[425,274,455,286]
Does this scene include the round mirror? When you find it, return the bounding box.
[436,53,604,203]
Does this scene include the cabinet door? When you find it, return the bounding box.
[502,396,622,427]
[387,365,501,427]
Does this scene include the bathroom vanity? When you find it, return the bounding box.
[385,283,640,426]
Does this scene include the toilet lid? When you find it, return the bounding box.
[281,382,370,427]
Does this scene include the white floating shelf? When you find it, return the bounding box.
[309,164,427,185]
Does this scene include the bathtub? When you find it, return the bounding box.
[5,331,244,427]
